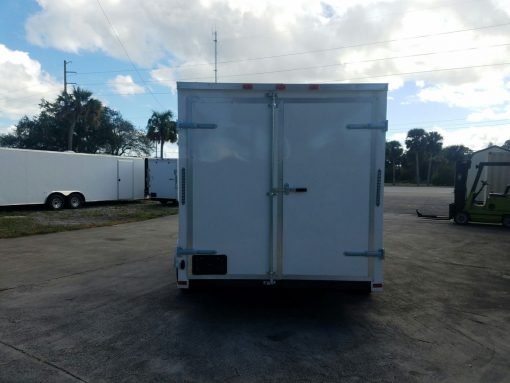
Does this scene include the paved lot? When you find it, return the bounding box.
[0,187,509,382]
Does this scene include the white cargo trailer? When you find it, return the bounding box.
[0,148,145,209]
[145,158,178,204]
[175,82,387,292]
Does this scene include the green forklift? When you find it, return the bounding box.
[417,160,510,227]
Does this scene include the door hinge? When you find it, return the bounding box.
[177,122,217,130]
[346,120,388,132]
[344,248,385,259]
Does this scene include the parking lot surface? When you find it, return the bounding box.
[0,187,509,382]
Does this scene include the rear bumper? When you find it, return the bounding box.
[179,279,377,292]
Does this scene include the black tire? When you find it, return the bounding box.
[454,212,469,225]
[502,216,510,228]
[47,194,65,210]
[67,193,84,209]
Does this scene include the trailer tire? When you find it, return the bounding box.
[47,194,65,210]
[502,216,510,228]
[454,212,469,225]
[67,193,84,209]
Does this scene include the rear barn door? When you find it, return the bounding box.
[280,101,374,279]
[188,98,271,276]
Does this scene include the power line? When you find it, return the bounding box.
[72,20,510,76]
[174,42,510,81]
[95,0,165,109]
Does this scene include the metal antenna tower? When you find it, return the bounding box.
[214,30,218,82]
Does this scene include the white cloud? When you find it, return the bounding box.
[20,0,510,138]
[0,44,60,119]
[432,125,510,151]
[388,124,510,151]
[466,105,510,122]
[150,67,178,93]
[0,124,16,135]
[107,74,144,95]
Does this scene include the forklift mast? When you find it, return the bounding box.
[453,160,471,212]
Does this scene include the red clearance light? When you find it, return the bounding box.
[309,84,320,90]
[242,83,253,90]
[276,84,286,91]
[373,283,383,288]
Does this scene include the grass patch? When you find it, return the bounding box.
[0,201,177,239]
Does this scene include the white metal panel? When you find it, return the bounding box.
[117,159,134,200]
[176,83,387,288]
[147,159,178,199]
[281,101,373,277]
[0,148,145,206]
[188,98,271,276]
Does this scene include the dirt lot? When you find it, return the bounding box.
[0,187,509,382]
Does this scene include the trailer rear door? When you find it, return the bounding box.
[279,100,377,279]
[185,98,271,276]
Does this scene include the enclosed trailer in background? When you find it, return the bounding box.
[175,82,388,292]
[466,146,510,201]
[145,158,178,204]
[0,148,145,209]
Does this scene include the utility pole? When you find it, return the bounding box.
[213,30,217,83]
[64,60,76,94]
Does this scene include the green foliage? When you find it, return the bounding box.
[387,134,476,186]
[146,110,177,158]
[0,88,152,156]
[503,139,510,150]
[385,141,403,185]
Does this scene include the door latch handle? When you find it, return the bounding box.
[284,183,308,194]
[268,184,308,196]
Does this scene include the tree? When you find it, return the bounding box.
[0,89,149,156]
[435,145,473,185]
[43,87,103,151]
[441,145,473,164]
[100,108,152,156]
[503,139,510,150]
[146,111,177,158]
[424,131,443,186]
[386,141,403,185]
[405,128,428,186]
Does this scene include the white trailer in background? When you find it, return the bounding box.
[175,82,388,292]
[0,148,145,209]
[145,158,178,204]
[466,146,510,201]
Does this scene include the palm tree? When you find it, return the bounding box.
[146,111,177,158]
[56,87,103,151]
[386,141,403,185]
[424,131,443,186]
[405,128,427,186]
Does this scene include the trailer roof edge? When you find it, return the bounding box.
[177,82,388,92]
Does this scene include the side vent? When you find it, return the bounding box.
[180,167,186,205]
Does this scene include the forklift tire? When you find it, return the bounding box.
[502,216,510,228]
[454,212,469,225]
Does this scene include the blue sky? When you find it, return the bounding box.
[1,0,510,157]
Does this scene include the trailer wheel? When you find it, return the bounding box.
[67,193,84,209]
[47,194,65,210]
[454,212,469,225]
[502,216,510,228]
